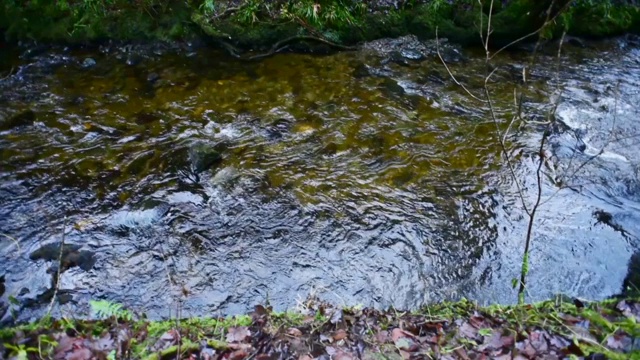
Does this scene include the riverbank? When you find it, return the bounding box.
[1,297,639,359]
[1,1,639,52]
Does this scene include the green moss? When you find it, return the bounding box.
[1,1,639,52]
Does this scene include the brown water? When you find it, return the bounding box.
[0,37,639,322]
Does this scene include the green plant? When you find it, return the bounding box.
[90,300,133,321]
[200,0,216,16]
[4,343,38,360]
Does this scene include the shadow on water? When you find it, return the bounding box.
[0,37,639,322]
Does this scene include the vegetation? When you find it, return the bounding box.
[1,297,639,359]
[0,1,638,48]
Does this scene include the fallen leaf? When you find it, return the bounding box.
[548,335,570,350]
[152,329,180,351]
[227,327,251,343]
[529,331,548,353]
[617,300,640,322]
[333,329,348,341]
[375,330,390,343]
[391,329,414,343]
[469,315,487,329]
[333,350,355,360]
[287,328,303,337]
[516,340,537,358]
[459,322,479,340]
[478,331,503,352]
[66,347,92,360]
[454,347,471,360]
[229,349,249,360]
[391,328,420,352]
[606,334,632,351]
[87,333,115,353]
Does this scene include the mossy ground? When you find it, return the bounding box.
[1,1,638,50]
[1,297,639,359]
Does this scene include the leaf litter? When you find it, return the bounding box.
[1,298,639,359]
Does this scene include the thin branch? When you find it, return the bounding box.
[1,67,15,81]
[47,216,67,316]
[489,0,572,60]
[435,27,486,103]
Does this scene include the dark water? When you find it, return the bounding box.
[0,37,638,322]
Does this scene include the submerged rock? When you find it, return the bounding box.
[0,109,36,131]
[81,57,97,68]
[362,35,465,65]
[211,166,240,187]
[29,243,96,272]
[189,141,224,174]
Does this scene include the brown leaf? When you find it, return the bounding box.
[516,340,537,358]
[478,331,503,352]
[333,329,348,341]
[287,328,303,337]
[500,335,515,348]
[228,343,253,351]
[469,315,486,329]
[391,329,419,352]
[375,330,390,343]
[65,347,92,360]
[559,314,582,324]
[391,329,414,343]
[399,349,412,360]
[229,350,249,360]
[529,331,548,353]
[454,348,471,360]
[606,333,632,351]
[617,300,640,322]
[548,335,570,350]
[458,323,478,340]
[152,329,180,352]
[227,327,251,343]
[86,333,115,353]
[333,350,355,360]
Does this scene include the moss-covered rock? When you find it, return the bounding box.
[0,1,638,48]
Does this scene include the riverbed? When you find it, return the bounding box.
[0,36,639,323]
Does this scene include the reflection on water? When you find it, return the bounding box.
[0,38,639,322]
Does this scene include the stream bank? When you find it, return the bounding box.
[1,1,639,51]
[1,297,639,359]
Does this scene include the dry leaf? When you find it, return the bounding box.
[227,327,251,343]
[333,329,348,341]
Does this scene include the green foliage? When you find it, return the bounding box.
[3,343,38,360]
[90,300,133,321]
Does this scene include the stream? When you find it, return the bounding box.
[0,35,639,323]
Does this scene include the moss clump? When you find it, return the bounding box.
[0,1,639,48]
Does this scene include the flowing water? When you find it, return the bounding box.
[0,36,639,323]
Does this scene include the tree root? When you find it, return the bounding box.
[218,35,358,61]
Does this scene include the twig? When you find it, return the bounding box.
[435,27,485,103]
[0,233,21,256]
[1,67,15,81]
[47,216,67,316]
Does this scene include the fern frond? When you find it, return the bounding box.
[90,300,133,320]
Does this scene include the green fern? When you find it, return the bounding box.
[89,300,133,320]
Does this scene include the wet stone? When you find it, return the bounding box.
[0,109,36,131]
[189,141,223,174]
[29,243,97,272]
[81,57,97,68]
[146,72,160,83]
